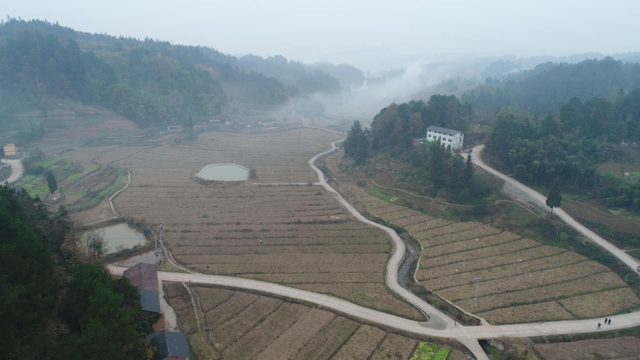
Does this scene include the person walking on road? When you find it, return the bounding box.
[605,317,608,324]
[608,319,612,325]
[597,322,601,329]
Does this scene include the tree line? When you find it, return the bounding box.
[462,57,640,123]
[486,90,640,211]
[0,17,357,123]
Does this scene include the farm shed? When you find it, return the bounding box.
[148,331,190,360]
[123,262,161,313]
[3,143,17,156]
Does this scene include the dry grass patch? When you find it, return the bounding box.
[195,287,235,312]
[246,272,383,284]
[426,232,520,257]
[422,252,587,290]
[558,287,640,318]
[221,303,309,360]
[205,292,259,328]
[370,334,418,360]
[421,238,540,267]
[477,301,575,324]
[437,261,609,301]
[455,272,627,313]
[534,336,640,360]
[415,222,483,238]
[295,283,424,320]
[423,225,502,247]
[255,309,336,360]
[405,219,451,234]
[211,297,283,347]
[292,317,360,360]
[332,325,386,360]
[417,246,566,281]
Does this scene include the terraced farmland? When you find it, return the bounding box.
[324,151,640,325]
[114,128,423,319]
[164,284,468,360]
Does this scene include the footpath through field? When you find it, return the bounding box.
[468,145,640,275]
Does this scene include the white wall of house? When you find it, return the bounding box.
[425,130,464,151]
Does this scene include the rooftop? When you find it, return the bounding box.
[123,263,159,291]
[426,125,461,136]
[148,331,190,360]
[123,263,161,313]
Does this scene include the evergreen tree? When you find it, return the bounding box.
[464,155,474,187]
[46,170,58,194]
[344,121,368,165]
[427,140,447,192]
[546,181,562,213]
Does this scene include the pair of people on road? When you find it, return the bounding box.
[598,318,612,329]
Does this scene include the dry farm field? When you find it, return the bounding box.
[114,129,423,319]
[534,336,640,360]
[164,284,468,360]
[323,151,640,325]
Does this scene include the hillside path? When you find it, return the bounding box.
[468,145,640,274]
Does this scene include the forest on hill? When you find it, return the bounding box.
[486,89,640,211]
[462,57,640,122]
[0,18,361,129]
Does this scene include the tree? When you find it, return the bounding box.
[344,121,369,165]
[546,181,562,213]
[183,115,194,138]
[83,229,107,260]
[464,155,474,187]
[46,170,58,194]
[427,140,447,192]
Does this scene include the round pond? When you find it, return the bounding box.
[196,164,248,181]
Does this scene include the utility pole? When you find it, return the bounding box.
[474,277,482,307]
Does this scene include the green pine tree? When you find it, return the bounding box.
[46,170,58,194]
[546,181,562,213]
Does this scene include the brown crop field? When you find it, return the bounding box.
[165,284,464,360]
[110,128,423,319]
[332,325,386,360]
[534,336,640,360]
[323,151,640,324]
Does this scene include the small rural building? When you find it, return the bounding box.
[3,143,17,156]
[123,263,161,314]
[425,126,464,151]
[148,331,191,360]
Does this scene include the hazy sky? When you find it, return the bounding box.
[3,0,640,71]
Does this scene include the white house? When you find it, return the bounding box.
[425,126,464,151]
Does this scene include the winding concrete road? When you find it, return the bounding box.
[107,139,640,360]
[1,158,24,184]
[469,145,640,274]
[108,265,640,341]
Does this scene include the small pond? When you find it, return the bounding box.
[196,164,248,181]
[84,223,146,254]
